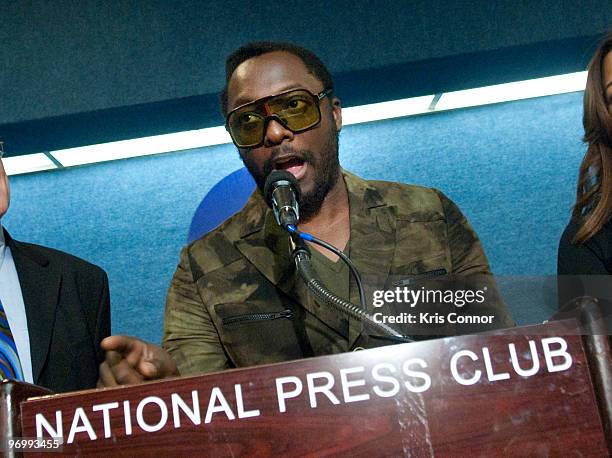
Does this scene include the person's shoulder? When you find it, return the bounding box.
[557,216,612,274]
[560,216,612,251]
[559,216,612,259]
[559,218,579,249]
[349,172,446,219]
[184,194,264,274]
[187,214,238,252]
[368,179,441,203]
[14,239,107,279]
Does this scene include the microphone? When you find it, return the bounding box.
[264,170,301,229]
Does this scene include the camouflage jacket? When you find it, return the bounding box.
[162,171,514,375]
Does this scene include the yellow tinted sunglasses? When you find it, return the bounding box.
[226,88,332,148]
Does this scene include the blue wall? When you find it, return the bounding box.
[3,91,584,342]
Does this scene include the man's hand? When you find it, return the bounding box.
[97,335,179,388]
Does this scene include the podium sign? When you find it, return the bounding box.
[20,321,609,456]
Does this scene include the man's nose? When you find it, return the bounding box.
[263,118,294,147]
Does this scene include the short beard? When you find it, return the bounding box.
[241,130,340,223]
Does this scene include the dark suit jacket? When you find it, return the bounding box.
[5,230,110,393]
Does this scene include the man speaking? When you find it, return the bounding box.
[99,42,513,386]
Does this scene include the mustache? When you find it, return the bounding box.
[262,146,316,178]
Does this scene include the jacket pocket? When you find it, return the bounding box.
[392,268,448,287]
[213,303,303,367]
[222,309,294,325]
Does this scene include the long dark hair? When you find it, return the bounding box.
[572,33,612,244]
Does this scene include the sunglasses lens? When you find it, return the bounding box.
[228,111,265,148]
[227,90,322,148]
[268,91,320,131]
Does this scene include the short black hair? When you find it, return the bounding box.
[220,41,334,115]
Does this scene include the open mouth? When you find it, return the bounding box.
[273,156,307,180]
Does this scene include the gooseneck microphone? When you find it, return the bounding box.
[264,170,301,229]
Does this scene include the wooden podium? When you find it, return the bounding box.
[4,319,611,456]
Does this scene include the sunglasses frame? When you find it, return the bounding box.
[225,88,333,148]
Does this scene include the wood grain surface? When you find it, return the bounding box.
[20,321,609,457]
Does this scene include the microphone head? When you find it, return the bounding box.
[264,170,301,207]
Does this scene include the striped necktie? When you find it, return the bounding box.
[0,299,23,381]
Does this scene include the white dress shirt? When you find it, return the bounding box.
[0,228,34,383]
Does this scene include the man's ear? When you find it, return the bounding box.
[331,97,342,132]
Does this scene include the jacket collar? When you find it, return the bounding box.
[232,170,398,346]
[4,229,59,384]
[235,170,388,238]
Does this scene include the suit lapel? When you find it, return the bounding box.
[344,173,397,346]
[6,231,60,383]
[233,192,297,295]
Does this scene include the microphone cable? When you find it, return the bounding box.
[286,224,412,343]
[287,224,366,310]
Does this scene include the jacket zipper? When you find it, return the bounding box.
[222,309,294,325]
[392,268,448,287]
